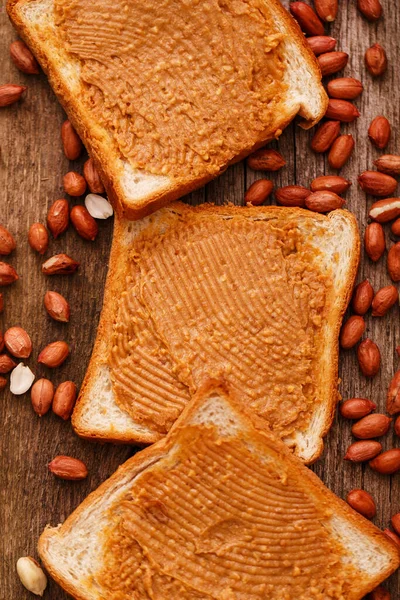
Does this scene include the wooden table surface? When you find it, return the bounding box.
[1,1,400,598]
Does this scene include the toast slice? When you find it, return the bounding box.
[7,0,328,220]
[72,203,359,463]
[39,381,399,600]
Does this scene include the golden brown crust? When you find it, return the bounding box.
[7,0,327,220]
[305,210,360,463]
[39,379,399,600]
[71,215,160,444]
[71,204,359,463]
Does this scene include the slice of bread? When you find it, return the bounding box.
[72,203,359,463]
[7,0,328,220]
[39,380,399,600]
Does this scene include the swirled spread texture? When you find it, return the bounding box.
[94,394,357,599]
[109,209,331,442]
[54,0,287,178]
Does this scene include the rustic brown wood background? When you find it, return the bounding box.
[1,1,400,597]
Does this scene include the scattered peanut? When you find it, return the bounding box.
[368,116,391,150]
[346,489,376,519]
[371,286,399,317]
[247,148,286,171]
[328,135,355,169]
[275,185,310,207]
[63,171,87,197]
[10,41,39,75]
[352,280,374,315]
[16,556,47,596]
[369,449,400,475]
[357,339,381,377]
[61,120,82,160]
[365,43,387,77]
[0,225,16,255]
[344,440,382,462]
[48,455,88,480]
[38,341,69,368]
[28,223,49,255]
[340,398,376,420]
[52,381,77,420]
[47,199,69,239]
[42,254,80,276]
[4,327,32,359]
[340,316,365,349]
[31,378,54,416]
[244,179,274,206]
[44,291,70,323]
[351,414,391,439]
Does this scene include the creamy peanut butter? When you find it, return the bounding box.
[54,0,287,178]
[95,418,356,599]
[109,210,331,440]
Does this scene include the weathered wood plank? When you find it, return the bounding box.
[1,1,400,597]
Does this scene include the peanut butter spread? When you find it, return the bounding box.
[54,0,287,178]
[109,209,332,441]
[94,411,357,599]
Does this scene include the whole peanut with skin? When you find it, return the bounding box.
[311,120,340,153]
[369,449,400,474]
[28,223,48,254]
[0,84,26,107]
[247,149,286,171]
[275,186,310,207]
[365,223,385,262]
[63,172,87,197]
[327,78,363,100]
[344,440,382,462]
[372,286,398,317]
[328,135,355,169]
[318,52,349,77]
[52,381,77,420]
[340,398,376,419]
[351,414,391,439]
[346,489,376,519]
[357,339,381,377]
[4,327,32,359]
[365,43,387,77]
[368,116,391,150]
[44,291,70,322]
[244,179,273,205]
[70,206,99,241]
[289,2,325,35]
[314,0,338,22]
[307,36,336,55]
[61,120,82,160]
[10,41,39,74]
[340,316,365,349]
[357,0,382,21]
[48,455,88,480]
[31,379,54,416]
[352,280,374,315]
[310,176,351,194]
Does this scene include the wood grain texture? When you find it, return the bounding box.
[1,1,400,597]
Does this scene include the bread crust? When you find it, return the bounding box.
[39,379,400,600]
[7,0,328,220]
[72,204,359,463]
[304,209,360,463]
[70,213,156,444]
